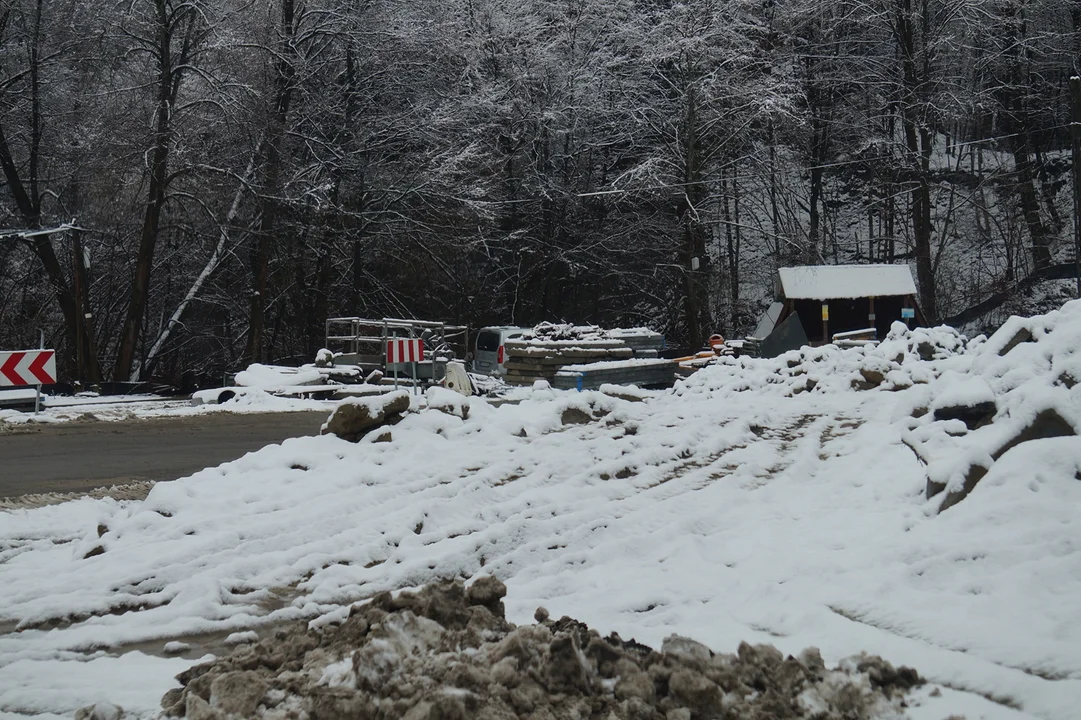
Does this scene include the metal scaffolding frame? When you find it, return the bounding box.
[324,317,469,382]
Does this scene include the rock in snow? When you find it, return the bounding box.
[161,578,921,720]
[320,390,411,442]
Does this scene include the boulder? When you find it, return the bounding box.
[931,462,989,510]
[997,326,1034,356]
[933,401,996,429]
[993,408,1076,459]
[321,391,411,442]
[560,407,593,425]
[859,367,886,386]
[933,409,1076,511]
[426,386,470,419]
[931,377,997,429]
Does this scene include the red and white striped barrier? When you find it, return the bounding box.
[385,338,424,364]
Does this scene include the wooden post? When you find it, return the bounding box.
[868,296,876,337]
[821,303,829,343]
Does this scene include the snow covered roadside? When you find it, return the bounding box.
[0,390,334,427]
[2,305,1080,717]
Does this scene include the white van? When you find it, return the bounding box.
[472,326,527,376]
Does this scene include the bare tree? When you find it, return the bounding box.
[114,0,211,380]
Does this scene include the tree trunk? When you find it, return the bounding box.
[245,0,296,364]
[679,86,710,348]
[115,0,197,381]
[894,0,937,321]
[1012,133,1052,270]
[767,120,781,261]
[70,230,101,384]
[728,164,742,332]
[1008,98,1051,270]
[914,127,936,320]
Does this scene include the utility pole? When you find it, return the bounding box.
[1070,76,1081,298]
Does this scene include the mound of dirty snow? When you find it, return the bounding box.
[160,578,923,720]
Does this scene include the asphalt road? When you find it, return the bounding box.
[0,411,328,498]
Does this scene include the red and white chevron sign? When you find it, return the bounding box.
[0,350,57,387]
[385,338,424,364]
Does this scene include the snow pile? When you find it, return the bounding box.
[160,578,922,720]
[2,304,1081,718]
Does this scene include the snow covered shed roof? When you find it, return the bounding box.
[776,264,917,300]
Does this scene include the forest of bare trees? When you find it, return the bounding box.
[0,0,1079,385]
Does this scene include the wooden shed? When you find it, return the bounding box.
[753,264,925,349]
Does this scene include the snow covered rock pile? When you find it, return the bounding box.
[676,322,968,400]
[161,578,922,720]
[902,300,1081,512]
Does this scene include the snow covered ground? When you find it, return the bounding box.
[2,303,1080,718]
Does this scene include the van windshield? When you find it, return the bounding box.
[477,331,500,352]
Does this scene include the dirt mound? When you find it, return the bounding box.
[160,579,922,719]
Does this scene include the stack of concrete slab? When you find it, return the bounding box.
[503,340,634,385]
[553,359,677,390]
[607,329,665,358]
[503,326,666,386]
